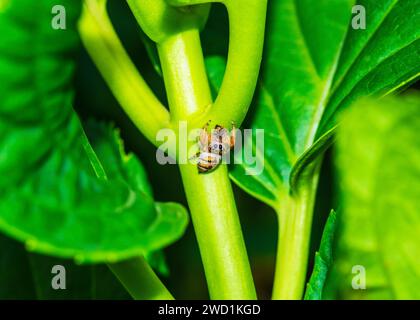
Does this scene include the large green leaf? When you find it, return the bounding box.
[325,94,420,299]
[304,210,337,300]
[0,0,188,263]
[207,0,420,206]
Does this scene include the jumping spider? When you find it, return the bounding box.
[191,121,236,173]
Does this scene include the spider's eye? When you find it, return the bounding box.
[219,145,223,150]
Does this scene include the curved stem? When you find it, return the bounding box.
[272,160,322,300]
[78,0,170,146]
[166,0,268,128]
[158,30,256,299]
[208,0,267,127]
[108,257,174,300]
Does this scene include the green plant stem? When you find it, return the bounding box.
[157,30,212,121]
[158,30,256,299]
[272,160,322,300]
[206,0,267,127]
[180,164,256,299]
[78,0,170,146]
[167,0,268,128]
[109,257,174,300]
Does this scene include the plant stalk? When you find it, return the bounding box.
[79,0,170,146]
[157,30,212,121]
[180,164,256,299]
[109,257,174,300]
[272,160,322,300]
[158,29,256,299]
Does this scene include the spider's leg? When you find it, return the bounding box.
[189,152,201,163]
[203,120,211,133]
[230,122,237,148]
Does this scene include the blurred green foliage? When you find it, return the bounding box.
[325,94,420,299]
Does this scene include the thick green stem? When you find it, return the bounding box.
[109,257,174,300]
[272,160,322,300]
[157,30,212,121]
[158,30,256,299]
[180,164,256,299]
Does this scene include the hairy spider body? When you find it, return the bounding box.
[192,122,236,173]
[196,152,222,173]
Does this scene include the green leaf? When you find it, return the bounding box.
[0,117,189,263]
[0,0,82,189]
[325,94,420,299]
[304,210,337,300]
[206,0,420,206]
[0,0,188,264]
